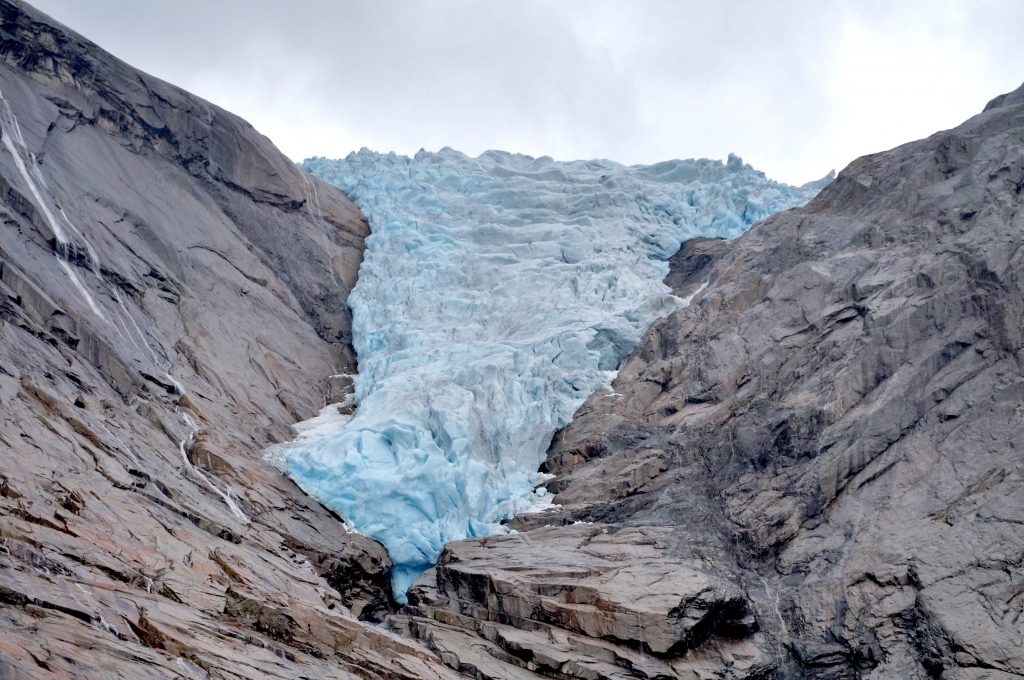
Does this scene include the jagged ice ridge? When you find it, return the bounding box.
[280,148,826,599]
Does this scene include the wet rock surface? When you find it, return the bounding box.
[1,1,1022,678]
[398,86,1024,678]
[0,1,456,677]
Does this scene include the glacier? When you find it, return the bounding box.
[280,148,825,599]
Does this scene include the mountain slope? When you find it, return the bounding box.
[1,0,1020,678]
[0,1,456,677]
[393,85,1024,678]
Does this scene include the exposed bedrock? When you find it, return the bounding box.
[1,0,1022,677]
[396,87,1024,678]
[0,1,458,677]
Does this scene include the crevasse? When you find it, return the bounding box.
[281,148,824,599]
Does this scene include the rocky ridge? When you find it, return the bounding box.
[0,0,1021,678]
[392,86,1024,678]
[0,1,456,677]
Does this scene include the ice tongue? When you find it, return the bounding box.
[282,149,824,600]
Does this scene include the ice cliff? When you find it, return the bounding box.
[283,148,823,598]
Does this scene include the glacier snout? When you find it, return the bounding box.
[281,149,823,599]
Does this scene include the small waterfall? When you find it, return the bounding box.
[0,87,107,320]
[0,87,247,524]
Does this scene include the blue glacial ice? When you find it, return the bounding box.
[281,148,824,599]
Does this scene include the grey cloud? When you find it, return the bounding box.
[28,0,1024,183]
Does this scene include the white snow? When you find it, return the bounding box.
[282,148,823,599]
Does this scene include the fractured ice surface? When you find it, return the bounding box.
[283,148,824,599]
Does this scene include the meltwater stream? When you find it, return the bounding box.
[0,87,247,525]
[281,149,825,599]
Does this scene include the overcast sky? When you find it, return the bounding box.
[31,0,1024,185]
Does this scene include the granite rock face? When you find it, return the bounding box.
[1,0,1022,677]
[0,1,456,677]
[396,87,1024,678]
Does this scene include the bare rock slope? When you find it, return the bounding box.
[395,86,1024,678]
[1,0,1021,678]
[0,1,456,677]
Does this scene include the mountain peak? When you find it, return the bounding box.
[983,80,1024,112]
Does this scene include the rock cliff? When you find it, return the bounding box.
[0,1,456,677]
[1,0,1021,678]
[393,86,1024,678]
